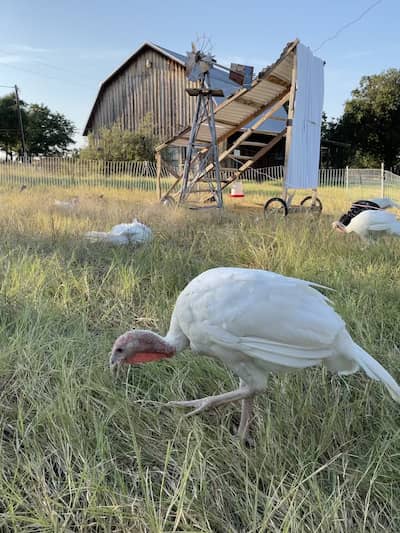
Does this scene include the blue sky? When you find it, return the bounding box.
[0,0,397,147]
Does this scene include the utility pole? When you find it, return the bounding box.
[14,85,27,160]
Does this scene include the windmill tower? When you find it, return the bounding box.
[178,43,225,208]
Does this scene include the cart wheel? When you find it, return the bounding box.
[264,197,288,218]
[300,196,323,213]
[161,195,176,207]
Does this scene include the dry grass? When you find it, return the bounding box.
[0,185,399,531]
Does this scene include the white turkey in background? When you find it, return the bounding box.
[333,210,400,241]
[85,219,153,245]
[368,197,400,209]
[109,267,400,443]
[332,197,400,241]
[54,197,80,209]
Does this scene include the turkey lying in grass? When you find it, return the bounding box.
[109,267,400,444]
[85,219,153,245]
[332,198,400,241]
[54,196,80,210]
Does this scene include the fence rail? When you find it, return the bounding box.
[0,159,399,198]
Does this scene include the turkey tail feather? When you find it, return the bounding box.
[351,343,400,402]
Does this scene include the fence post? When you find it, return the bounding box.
[380,162,384,197]
[345,166,349,191]
[156,152,162,200]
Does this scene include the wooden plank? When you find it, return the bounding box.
[156,152,162,200]
[204,129,287,200]
[155,40,299,152]
[191,90,290,179]
[239,141,268,147]
[266,74,291,88]
[283,47,297,199]
[156,87,290,152]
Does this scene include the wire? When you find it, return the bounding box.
[0,48,98,81]
[313,0,383,53]
[0,84,14,89]
[0,62,94,88]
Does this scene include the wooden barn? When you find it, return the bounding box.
[83,42,287,166]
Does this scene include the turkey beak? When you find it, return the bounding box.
[332,221,345,233]
[109,351,123,374]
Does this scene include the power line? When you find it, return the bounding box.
[0,61,95,88]
[0,48,98,81]
[313,0,384,53]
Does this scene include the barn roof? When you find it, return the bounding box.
[83,41,287,136]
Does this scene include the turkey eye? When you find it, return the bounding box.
[115,348,123,353]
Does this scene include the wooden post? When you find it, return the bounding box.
[282,48,297,203]
[345,166,349,192]
[14,85,27,159]
[380,162,384,198]
[156,152,162,200]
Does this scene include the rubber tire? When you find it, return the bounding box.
[263,197,288,218]
[161,195,176,207]
[300,195,323,212]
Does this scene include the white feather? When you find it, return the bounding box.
[344,210,400,240]
[368,197,400,209]
[165,267,400,400]
[84,219,153,245]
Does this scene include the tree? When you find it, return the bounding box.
[80,113,159,161]
[0,92,27,159]
[25,104,75,156]
[0,94,75,158]
[330,69,400,168]
[320,112,351,169]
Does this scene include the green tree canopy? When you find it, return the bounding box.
[0,93,27,158]
[26,104,75,156]
[0,93,75,157]
[80,114,158,161]
[323,69,400,168]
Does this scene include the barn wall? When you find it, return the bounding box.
[88,48,198,142]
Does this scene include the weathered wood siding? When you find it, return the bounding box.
[88,47,197,141]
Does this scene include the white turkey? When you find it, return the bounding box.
[109,267,400,442]
[54,196,80,209]
[332,198,400,241]
[85,219,153,245]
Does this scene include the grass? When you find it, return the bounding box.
[0,185,399,531]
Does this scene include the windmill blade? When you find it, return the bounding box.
[186,51,202,81]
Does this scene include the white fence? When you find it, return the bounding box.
[0,158,399,199]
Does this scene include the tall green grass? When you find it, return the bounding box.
[0,186,399,531]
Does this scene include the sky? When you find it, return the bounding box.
[0,0,398,148]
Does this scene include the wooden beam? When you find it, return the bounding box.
[283,48,297,200]
[204,128,287,200]
[267,75,291,88]
[192,90,290,181]
[156,151,161,200]
[158,158,184,199]
[232,128,287,174]
[155,40,299,152]
[239,141,270,147]
[214,88,290,145]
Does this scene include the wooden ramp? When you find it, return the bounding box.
[156,40,299,205]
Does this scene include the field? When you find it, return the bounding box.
[0,185,399,532]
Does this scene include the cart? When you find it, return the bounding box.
[263,191,323,218]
